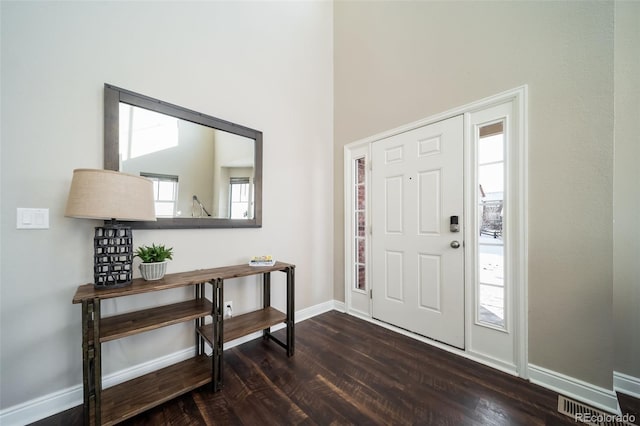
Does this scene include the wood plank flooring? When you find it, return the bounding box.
[32,311,639,425]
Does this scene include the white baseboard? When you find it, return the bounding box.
[296,299,340,320]
[529,364,620,414]
[333,300,346,313]
[0,346,196,426]
[614,371,640,399]
[0,384,82,426]
[0,299,340,426]
[104,347,195,389]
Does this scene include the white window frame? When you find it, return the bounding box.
[344,144,372,318]
[141,172,179,218]
[474,119,508,332]
[229,177,251,219]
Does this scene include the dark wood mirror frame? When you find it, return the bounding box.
[104,84,262,229]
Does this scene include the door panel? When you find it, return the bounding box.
[372,115,464,349]
[418,254,441,311]
[385,251,404,301]
[418,170,440,234]
[385,176,404,233]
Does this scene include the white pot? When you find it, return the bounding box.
[139,261,168,281]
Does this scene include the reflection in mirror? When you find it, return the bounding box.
[119,104,255,220]
[104,84,262,229]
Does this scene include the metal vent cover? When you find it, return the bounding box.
[557,395,635,426]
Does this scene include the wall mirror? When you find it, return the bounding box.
[104,84,262,229]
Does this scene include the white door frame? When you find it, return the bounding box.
[344,85,528,378]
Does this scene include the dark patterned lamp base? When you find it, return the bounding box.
[93,222,133,288]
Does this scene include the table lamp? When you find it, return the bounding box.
[65,169,156,288]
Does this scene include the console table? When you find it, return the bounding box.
[72,261,295,426]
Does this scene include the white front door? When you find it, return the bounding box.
[371,115,464,349]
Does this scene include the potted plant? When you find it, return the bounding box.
[135,244,174,281]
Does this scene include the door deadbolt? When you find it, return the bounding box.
[450,240,461,249]
[450,216,460,233]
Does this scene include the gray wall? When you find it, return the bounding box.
[613,1,640,380]
[333,1,619,389]
[0,1,333,410]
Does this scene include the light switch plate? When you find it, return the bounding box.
[17,208,49,229]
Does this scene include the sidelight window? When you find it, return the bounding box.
[354,157,367,291]
[476,122,506,329]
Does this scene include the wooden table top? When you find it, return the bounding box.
[72,261,294,303]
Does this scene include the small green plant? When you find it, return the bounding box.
[135,244,174,263]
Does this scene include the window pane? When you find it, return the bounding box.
[158,181,175,201]
[357,264,366,290]
[478,133,503,164]
[478,284,504,328]
[357,238,365,264]
[479,163,504,194]
[152,180,159,198]
[240,184,249,201]
[230,182,250,218]
[356,157,365,184]
[141,174,178,218]
[354,157,366,292]
[478,243,504,327]
[480,200,503,240]
[357,212,365,237]
[477,123,506,330]
[357,184,365,210]
[230,203,248,219]
[479,245,503,285]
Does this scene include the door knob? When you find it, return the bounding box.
[450,240,461,249]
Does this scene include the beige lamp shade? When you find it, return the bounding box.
[65,169,157,221]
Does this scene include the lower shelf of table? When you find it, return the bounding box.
[99,355,211,426]
[198,306,287,345]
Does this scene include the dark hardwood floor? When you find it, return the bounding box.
[33,311,639,425]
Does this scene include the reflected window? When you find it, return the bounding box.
[477,122,505,329]
[141,173,179,218]
[229,177,251,219]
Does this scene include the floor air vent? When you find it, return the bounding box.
[557,395,635,426]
